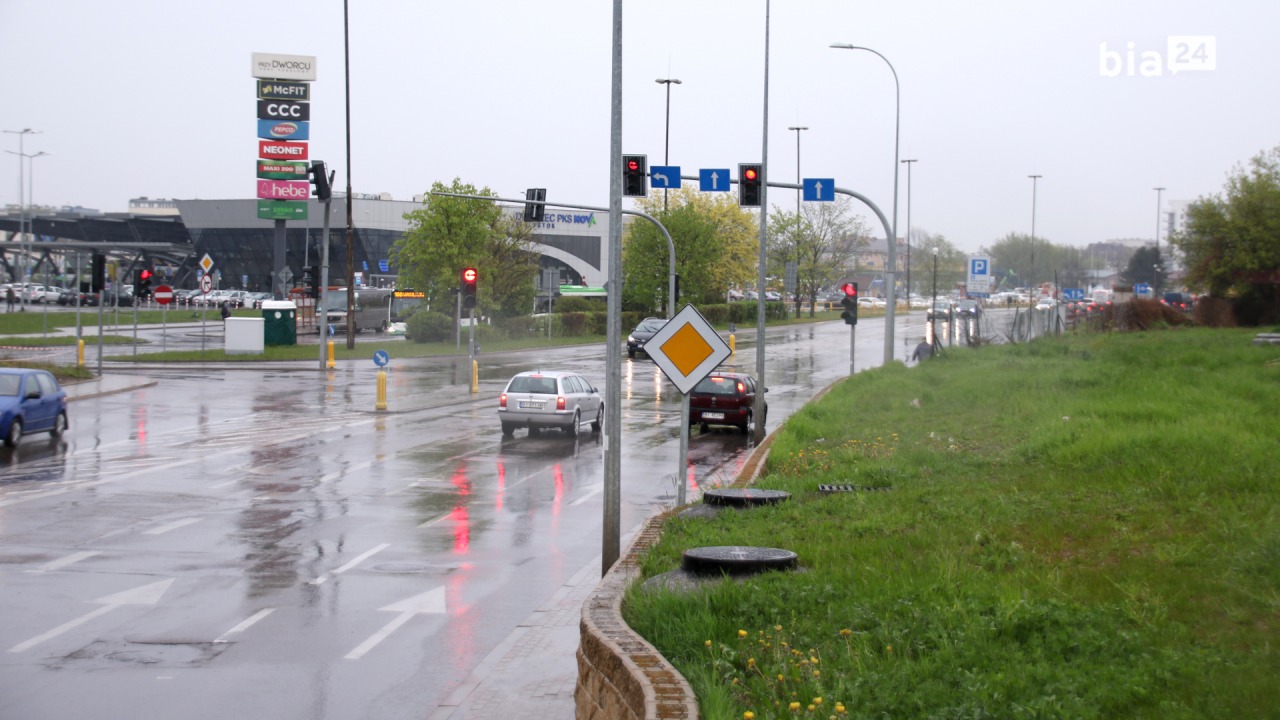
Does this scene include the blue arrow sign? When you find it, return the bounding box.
[373,349,390,367]
[699,168,730,192]
[650,166,681,189]
[1062,288,1085,300]
[802,178,835,202]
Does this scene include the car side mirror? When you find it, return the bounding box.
[26,390,42,400]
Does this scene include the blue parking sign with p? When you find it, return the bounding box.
[971,259,988,275]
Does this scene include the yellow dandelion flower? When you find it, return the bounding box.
[810,656,820,664]
[808,705,816,712]
[705,640,712,647]
[744,713,755,720]
[813,669,821,678]
[886,645,893,654]
[789,701,802,711]
[775,624,783,631]
[813,698,823,705]
[777,674,785,682]
[839,628,852,636]
[747,658,756,667]
[738,629,748,638]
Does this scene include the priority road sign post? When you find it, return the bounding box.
[154,284,173,352]
[642,304,733,506]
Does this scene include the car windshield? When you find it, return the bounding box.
[0,375,21,396]
[637,319,665,332]
[693,376,739,395]
[508,376,558,394]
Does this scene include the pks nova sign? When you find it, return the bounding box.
[259,140,308,161]
[257,179,311,200]
[257,119,309,140]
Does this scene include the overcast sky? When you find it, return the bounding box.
[2,0,1275,252]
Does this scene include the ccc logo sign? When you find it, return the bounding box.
[257,100,310,122]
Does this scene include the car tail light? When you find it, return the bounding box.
[556,396,566,411]
[499,393,507,408]
[737,381,745,394]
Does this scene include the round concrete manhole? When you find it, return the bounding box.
[681,546,798,576]
[702,488,790,508]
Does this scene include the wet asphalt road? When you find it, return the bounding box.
[0,310,1001,719]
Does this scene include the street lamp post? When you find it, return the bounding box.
[655,78,681,214]
[1028,174,1042,299]
[1153,186,1165,294]
[901,158,917,298]
[830,44,900,365]
[4,127,41,306]
[931,249,939,350]
[787,125,808,213]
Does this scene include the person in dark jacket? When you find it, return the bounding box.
[220,302,232,322]
[911,338,934,363]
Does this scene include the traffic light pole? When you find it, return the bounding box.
[318,194,333,371]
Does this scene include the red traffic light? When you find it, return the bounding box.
[140,269,152,281]
[626,159,640,172]
[841,282,857,297]
[743,167,758,181]
[462,267,477,284]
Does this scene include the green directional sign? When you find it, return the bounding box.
[257,159,308,180]
[258,200,308,220]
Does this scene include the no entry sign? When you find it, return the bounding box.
[153,285,174,305]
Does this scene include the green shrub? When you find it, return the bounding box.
[559,312,589,336]
[553,296,604,314]
[405,311,454,343]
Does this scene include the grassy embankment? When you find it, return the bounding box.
[624,327,1280,720]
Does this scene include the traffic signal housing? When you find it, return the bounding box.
[461,267,478,310]
[308,160,332,201]
[739,163,763,207]
[303,265,320,299]
[523,188,546,222]
[91,254,106,292]
[840,281,859,325]
[622,154,647,197]
[136,268,153,298]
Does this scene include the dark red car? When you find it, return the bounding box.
[688,372,766,434]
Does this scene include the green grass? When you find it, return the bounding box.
[623,327,1280,720]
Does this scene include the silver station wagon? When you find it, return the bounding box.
[498,370,603,438]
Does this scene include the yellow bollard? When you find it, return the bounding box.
[77,338,85,367]
[729,334,736,355]
[471,359,479,393]
[326,340,335,369]
[375,369,387,411]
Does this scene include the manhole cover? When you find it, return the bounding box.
[818,484,893,493]
[702,488,790,508]
[682,546,797,576]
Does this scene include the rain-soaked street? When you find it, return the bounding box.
[0,311,999,719]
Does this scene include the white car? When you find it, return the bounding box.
[498,370,604,438]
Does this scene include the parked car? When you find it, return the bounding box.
[0,368,68,448]
[626,317,667,359]
[56,288,90,306]
[497,370,603,438]
[689,371,766,434]
[245,291,273,309]
[927,299,953,322]
[764,290,782,301]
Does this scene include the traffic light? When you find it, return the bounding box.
[308,160,332,201]
[91,254,105,292]
[301,265,320,298]
[622,154,647,197]
[739,163,763,207]
[461,267,478,310]
[137,268,153,298]
[840,281,859,325]
[523,188,546,222]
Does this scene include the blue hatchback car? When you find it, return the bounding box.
[0,368,69,448]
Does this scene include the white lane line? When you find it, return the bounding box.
[570,484,604,506]
[143,518,201,535]
[345,611,416,660]
[310,543,390,585]
[27,551,100,573]
[214,608,275,643]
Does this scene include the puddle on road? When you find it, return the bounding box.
[60,639,228,668]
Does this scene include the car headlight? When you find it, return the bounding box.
[627,335,636,343]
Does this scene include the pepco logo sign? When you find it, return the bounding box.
[259,140,308,161]
[257,118,310,141]
[257,179,311,201]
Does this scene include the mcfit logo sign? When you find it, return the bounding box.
[253,52,316,221]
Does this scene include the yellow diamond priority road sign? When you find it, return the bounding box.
[644,304,732,395]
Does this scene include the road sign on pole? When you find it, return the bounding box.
[153,285,174,305]
[699,168,730,192]
[802,178,835,201]
[650,166,681,189]
[643,304,732,395]
[967,256,992,296]
[200,275,213,294]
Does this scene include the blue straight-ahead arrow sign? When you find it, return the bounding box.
[699,168,730,192]
[650,166,681,189]
[803,178,835,202]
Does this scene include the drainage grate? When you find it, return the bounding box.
[818,484,892,493]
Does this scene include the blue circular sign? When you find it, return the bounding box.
[373,349,390,367]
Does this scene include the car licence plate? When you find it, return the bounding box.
[519,401,544,409]
[701,412,725,420]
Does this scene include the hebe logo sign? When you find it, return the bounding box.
[257,179,311,200]
[1099,36,1216,77]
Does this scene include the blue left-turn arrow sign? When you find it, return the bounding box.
[650,166,681,189]
[803,178,835,202]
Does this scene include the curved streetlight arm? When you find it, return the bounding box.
[430,192,678,319]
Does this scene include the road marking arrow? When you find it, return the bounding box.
[345,587,447,660]
[10,578,175,653]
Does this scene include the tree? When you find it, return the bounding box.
[391,178,540,319]
[1172,145,1280,316]
[622,187,757,314]
[1119,245,1166,289]
[911,230,966,296]
[767,197,867,317]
